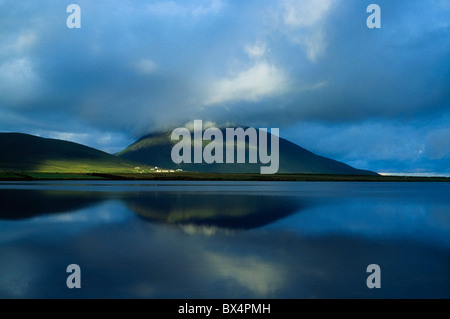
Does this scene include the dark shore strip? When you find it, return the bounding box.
[0,172,449,182]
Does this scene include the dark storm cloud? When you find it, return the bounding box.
[0,0,448,173]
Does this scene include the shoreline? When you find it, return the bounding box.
[0,172,449,182]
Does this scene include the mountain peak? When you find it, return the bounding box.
[117,129,377,175]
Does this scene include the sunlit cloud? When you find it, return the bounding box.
[205,62,289,105]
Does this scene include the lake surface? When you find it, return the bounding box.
[0,181,448,299]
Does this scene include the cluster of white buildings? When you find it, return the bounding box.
[134,166,183,173]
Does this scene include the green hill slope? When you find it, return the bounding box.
[117,129,377,175]
[0,133,152,173]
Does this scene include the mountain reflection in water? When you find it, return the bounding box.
[124,192,302,229]
[0,189,303,230]
[0,182,448,299]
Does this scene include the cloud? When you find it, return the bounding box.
[0,0,448,174]
[282,0,335,28]
[279,0,335,61]
[0,30,37,54]
[205,62,289,105]
[244,42,266,58]
[184,120,217,131]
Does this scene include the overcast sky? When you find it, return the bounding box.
[0,0,449,175]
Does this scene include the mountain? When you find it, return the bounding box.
[0,131,377,176]
[117,129,377,175]
[0,133,152,173]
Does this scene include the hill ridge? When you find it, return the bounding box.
[117,128,377,176]
[0,132,153,173]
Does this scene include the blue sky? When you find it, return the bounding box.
[0,0,449,175]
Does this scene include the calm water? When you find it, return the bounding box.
[0,181,448,299]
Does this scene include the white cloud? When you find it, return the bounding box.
[244,42,266,58]
[0,30,37,55]
[184,120,217,131]
[279,0,335,62]
[13,31,37,52]
[11,30,37,53]
[205,62,289,105]
[282,0,335,28]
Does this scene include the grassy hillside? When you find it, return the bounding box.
[0,133,154,173]
[116,129,377,175]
